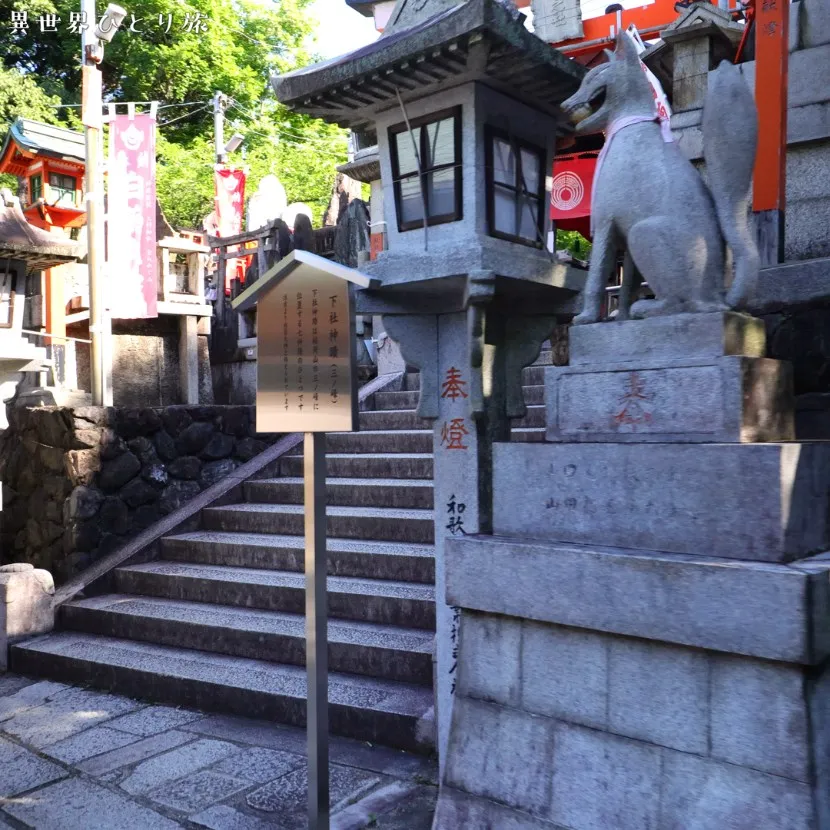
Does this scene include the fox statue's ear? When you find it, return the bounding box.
[615,31,640,65]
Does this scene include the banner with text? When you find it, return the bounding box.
[214,167,246,294]
[107,114,158,318]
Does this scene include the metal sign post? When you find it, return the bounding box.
[232,250,374,830]
[305,430,328,829]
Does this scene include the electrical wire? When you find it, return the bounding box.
[158,103,212,126]
[47,99,210,110]
[226,100,347,147]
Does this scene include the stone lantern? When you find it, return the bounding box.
[272,0,586,762]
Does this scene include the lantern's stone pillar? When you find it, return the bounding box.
[384,286,557,768]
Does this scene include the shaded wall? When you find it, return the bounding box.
[0,404,280,582]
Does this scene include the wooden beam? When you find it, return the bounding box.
[752,0,789,266]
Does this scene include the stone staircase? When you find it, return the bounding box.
[11,366,547,752]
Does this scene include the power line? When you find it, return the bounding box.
[226,100,347,147]
[158,103,212,126]
[47,99,210,111]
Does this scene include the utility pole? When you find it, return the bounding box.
[81,0,109,405]
[213,91,228,165]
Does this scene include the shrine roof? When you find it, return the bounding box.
[0,190,82,271]
[272,0,585,128]
[0,118,86,167]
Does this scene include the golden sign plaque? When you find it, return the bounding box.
[232,249,373,434]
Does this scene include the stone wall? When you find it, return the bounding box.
[0,405,279,582]
[437,605,830,830]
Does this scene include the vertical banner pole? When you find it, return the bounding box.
[304,431,329,830]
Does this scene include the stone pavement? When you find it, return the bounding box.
[0,674,437,829]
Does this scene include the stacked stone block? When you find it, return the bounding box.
[437,312,830,829]
[0,405,279,582]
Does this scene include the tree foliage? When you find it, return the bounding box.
[0,0,349,226]
[0,63,73,190]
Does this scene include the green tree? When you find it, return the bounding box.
[0,0,349,225]
[0,64,73,190]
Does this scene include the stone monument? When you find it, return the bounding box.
[272,0,587,766]
[435,33,830,830]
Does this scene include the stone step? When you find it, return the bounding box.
[10,633,433,751]
[244,477,434,510]
[360,409,432,431]
[61,595,434,686]
[373,390,421,411]
[161,532,435,583]
[404,365,544,391]
[511,427,546,443]
[279,453,434,479]
[361,406,543,431]
[321,430,432,454]
[202,503,435,544]
[115,561,436,629]
[512,406,545,429]
[372,385,544,411]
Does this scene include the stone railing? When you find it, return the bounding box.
[0,404,280,582]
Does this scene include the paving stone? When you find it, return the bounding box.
[0,735,66,797]
[213,746,304,783]
[444,697,555,817]
[520,622,608,730]
[455,612,521,706]
[659,750,814,830]
[119,738,239,795]
[551,723,661,830]
[0,680,68,722]
[76,729,194,776]
[245,763,381,814]
[185,714,436,780]
[0,675,38,698]
[107,705,202,736]
[608,639,709,754]
[2,776,184,829]
[332,782,435,830]
[147,769,251,813]
[189,804,275,830]
[2,687,140,748]
[43,725,141,764]
[433,785,561,830]
[711,655,810,781]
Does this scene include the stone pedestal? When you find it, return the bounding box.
[0,564,54,672]
[435,312,830,829]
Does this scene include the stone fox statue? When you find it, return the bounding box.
[561,33,760,323]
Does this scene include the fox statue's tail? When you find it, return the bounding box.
[702,61,760,309]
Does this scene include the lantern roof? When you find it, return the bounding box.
[272,0,585,129]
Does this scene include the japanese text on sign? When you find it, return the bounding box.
[257,270,355,433]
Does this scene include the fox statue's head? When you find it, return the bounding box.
[561,32,657,135]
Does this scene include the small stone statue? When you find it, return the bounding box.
[561,33,760,323]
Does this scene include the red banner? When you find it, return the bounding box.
[107,114,158,318]
[214,168,246,294]
[550,154,597,239]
